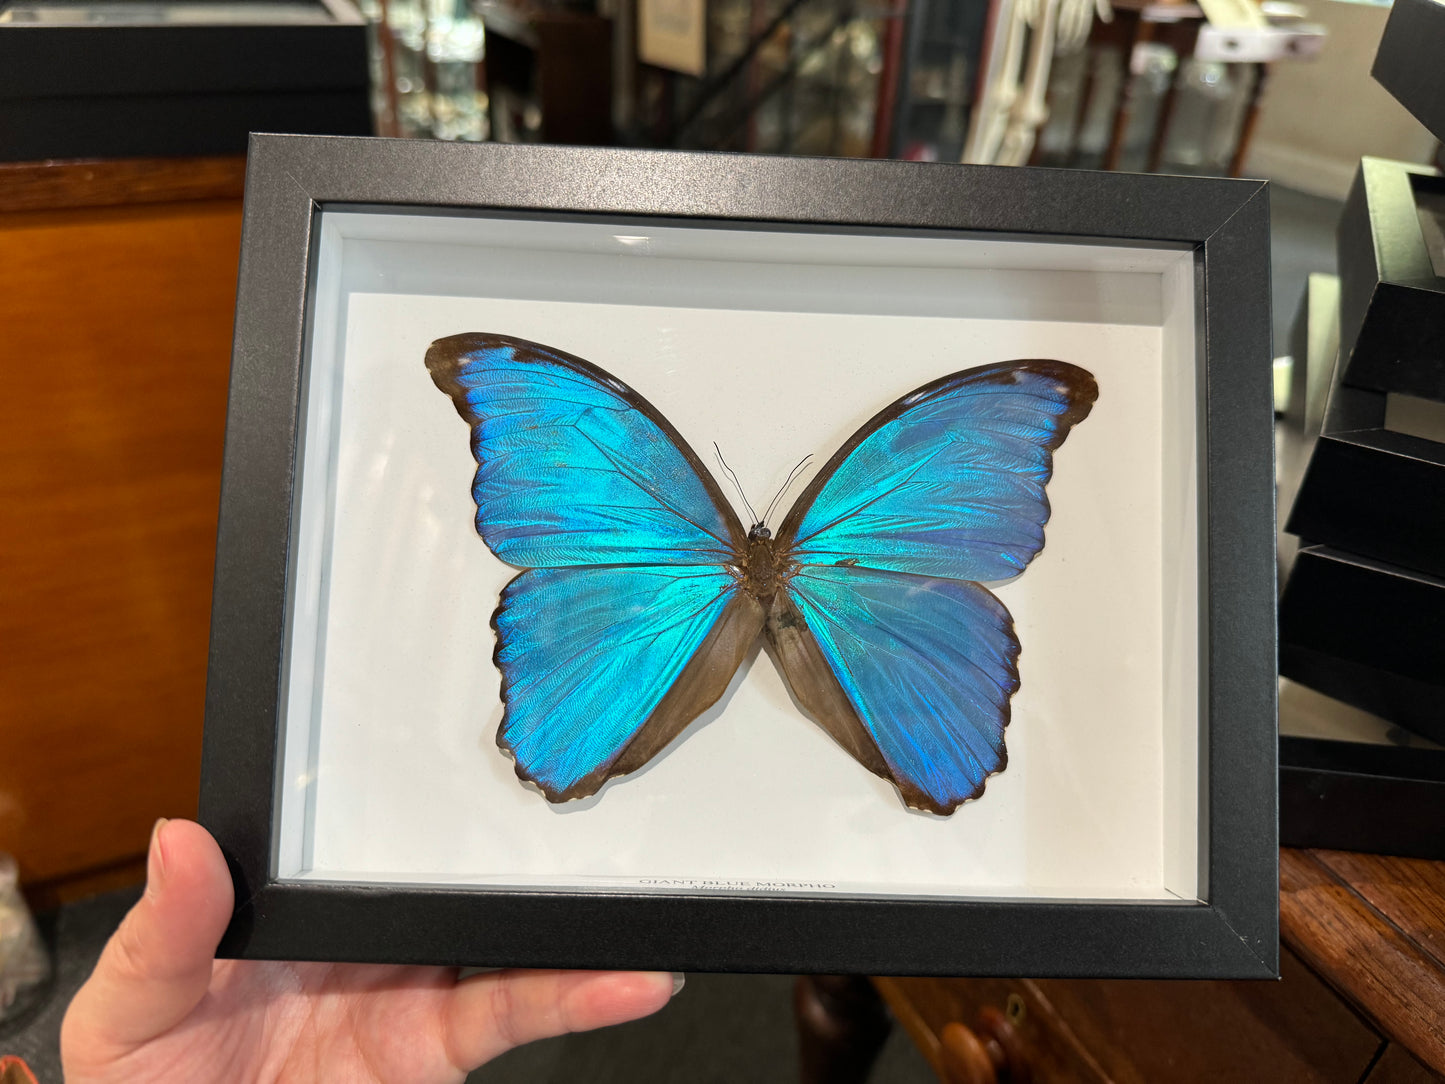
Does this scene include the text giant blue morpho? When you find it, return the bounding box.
[426,333,1097,815]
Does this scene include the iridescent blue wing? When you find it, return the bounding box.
[773,567,1019,815]
[778,361,1097,581]
[770,361,1096,814]
[427,334,758,802]
[426,333,746,567]
[495,566,764,801]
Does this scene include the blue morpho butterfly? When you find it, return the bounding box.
[426,333,1097,815]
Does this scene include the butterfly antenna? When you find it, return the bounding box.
[714,443,759,524]
[761,454,814,527]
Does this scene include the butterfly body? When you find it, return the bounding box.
[427,332,1097,816]
[735,525,791,604]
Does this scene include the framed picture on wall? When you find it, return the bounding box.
[199,135,1278,978]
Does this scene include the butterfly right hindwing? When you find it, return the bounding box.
[777,567,1021,814]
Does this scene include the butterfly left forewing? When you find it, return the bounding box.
[427,333,747,566]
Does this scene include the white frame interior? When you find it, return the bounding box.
[274,209,1202,903]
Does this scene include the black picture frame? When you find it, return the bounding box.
[199,135,1278,979]
[1283,366,1445,582]
[1276,266,1445,851]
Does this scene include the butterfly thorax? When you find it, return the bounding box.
[740,523,793,603]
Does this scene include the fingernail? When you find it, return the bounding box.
[146,818,170,895]
[670,972,686,996]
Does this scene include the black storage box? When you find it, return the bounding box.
[1281,735,1445,860]
[1372,0,1445,145]
[1334,157,1445,403]
[1278,273,1339,577]
[0,0,371,161]
[1284,356,1445,581]
[1280,679,1445,860]
[1283,273,1339,437]
[1279,545,1445,744]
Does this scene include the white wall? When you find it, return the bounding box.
[1244,0,1438,199]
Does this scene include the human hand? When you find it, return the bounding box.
[60,819,677,1082]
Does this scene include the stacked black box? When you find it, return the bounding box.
[0,0,371,161]
[1278,0,1445,857]
[1372,0,1445,155]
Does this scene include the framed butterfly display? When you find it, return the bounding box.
[200,135,1278,978]
[424,333,1097,817]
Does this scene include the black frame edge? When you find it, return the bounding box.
[1198,182,1280,976]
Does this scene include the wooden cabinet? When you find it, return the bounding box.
[0,156,244,904]
[872,949,1389,1083]
[798,850,1445,1083]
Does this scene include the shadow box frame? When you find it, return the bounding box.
[199,134,1278,979]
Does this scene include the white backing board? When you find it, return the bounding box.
[275,212,1201,902]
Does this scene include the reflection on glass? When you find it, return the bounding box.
[892,0,988,162]
[669,0,883,156]
[355,0,393,132]
[363,0,489,140]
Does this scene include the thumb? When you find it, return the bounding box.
[62,819,234,1051]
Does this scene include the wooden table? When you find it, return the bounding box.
[797,848,1445,1082]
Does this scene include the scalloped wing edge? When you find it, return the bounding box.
[492,583,767,803]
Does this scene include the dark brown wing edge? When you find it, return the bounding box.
[774,360,1099,549]
[424,332,749,556]
[764,592,979,816]
[491,578,769,803]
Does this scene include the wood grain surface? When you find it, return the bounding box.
[870,849,1445,1081]
[0,184,241,891]
[875,974,1109,1084]
[1368,1043,1443,1084]
[1030,947,1381,1084]
[1281,848,1445,1074]
[1310,850,1445,972]
[877,946,1382,1084]
[0,156,246,213]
